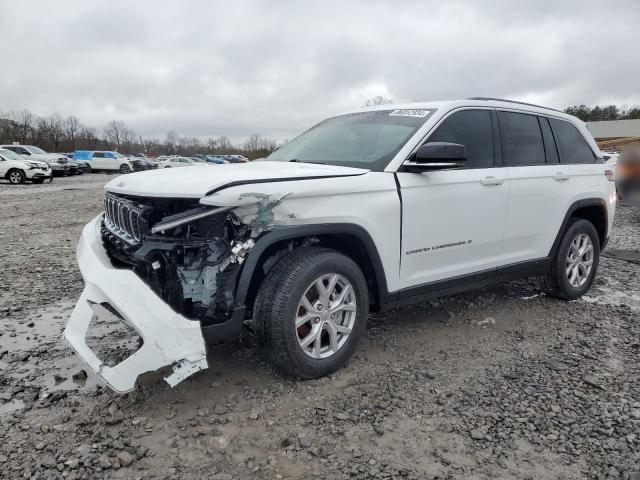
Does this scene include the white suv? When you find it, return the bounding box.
[0,148,52,184]
[65,98,616,393]
[155,156,198,168]
[0,144,71,176]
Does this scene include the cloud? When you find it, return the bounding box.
[0,0,638,142]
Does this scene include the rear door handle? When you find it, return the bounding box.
[553,172,570,182]
[480,176,504,186]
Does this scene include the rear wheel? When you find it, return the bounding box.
[8,169,26,185]
[253,247,368,379]
[538,218,600,300]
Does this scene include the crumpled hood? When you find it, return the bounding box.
[104,161,369,198]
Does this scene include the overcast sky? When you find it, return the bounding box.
[1,0,639,143]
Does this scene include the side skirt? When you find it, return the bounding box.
[380,257,551,312]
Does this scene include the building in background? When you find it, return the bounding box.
[586,119,640,151]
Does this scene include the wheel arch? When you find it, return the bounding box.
[235,224,389,315]
[6,167,25,181]
[549,198,608,256]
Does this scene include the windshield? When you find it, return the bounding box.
[266,109,435,171]
[26,146,47,154]
[112,152,125,158]
[0,149,25,161]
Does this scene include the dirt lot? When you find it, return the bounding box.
[1,174,639,480]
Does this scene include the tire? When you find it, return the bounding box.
[31,178,44,184]
[7,169,26,185]
[538,218,600,300]
[119,164,132,173]
[253,247,369,379]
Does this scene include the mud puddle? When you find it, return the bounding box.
[583,277,640,311]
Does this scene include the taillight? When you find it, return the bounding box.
[605,169,615,181]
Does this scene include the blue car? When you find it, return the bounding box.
[203,155,227,164]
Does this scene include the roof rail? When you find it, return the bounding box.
[468,97,564,113]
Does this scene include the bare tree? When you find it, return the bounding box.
[164,130,178,153]
[215,135,233,152]
[46,114,64,151]
[121,126,137,150]
[10,110,36,143]
[104,120,127,149]
[63,115,80,150]
[362,95,394,107]
[243,133,262,152]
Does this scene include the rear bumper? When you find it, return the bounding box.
[64,215,209,393]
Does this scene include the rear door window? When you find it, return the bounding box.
[426,109,494,168]
[92,152,105,158]
[498,111,545,166]
[549,119,598,164]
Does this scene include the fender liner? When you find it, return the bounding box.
[548,198,609,256]
[235,223,390,307]
[200,223,390,344]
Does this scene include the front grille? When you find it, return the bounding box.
[104,193,145,245]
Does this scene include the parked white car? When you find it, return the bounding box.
[155,156,198,168]
[73,151,137,173]
[0,144,71,176]
[0,148,52,184]
[65,98,616,393]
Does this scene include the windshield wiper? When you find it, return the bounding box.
[288,159,325,165]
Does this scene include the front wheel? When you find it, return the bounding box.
[8,169,26,184]
[538,218,600,300]
[119,164,132,173]
[253,247,368,379]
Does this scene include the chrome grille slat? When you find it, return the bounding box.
[103,193,144,245]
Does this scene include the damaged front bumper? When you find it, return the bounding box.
[64,214,209,393]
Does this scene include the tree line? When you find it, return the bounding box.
[0,110,279,159]
[564,104,640,122]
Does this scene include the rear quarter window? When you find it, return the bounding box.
[549,119,598,164]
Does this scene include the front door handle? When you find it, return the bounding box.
[553,172,570,182]
[480,176,504,186]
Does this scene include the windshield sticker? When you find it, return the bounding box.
[389,109,432,118]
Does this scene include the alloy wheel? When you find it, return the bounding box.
[295,273,357,359]
[566,233,594,288]
[9,171,23,184]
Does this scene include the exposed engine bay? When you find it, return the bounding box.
[101,192,262,328]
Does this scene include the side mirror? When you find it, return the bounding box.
[403,142,466,172]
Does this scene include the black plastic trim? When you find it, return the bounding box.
[490,109,503,167]
[204,173,367,197]
[548,198,608,256]
[201,305,246,344]
[393,173,403,271]
[381,257,551,311]
[233,223,391,308]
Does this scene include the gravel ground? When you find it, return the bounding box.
[0,174,639,480]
